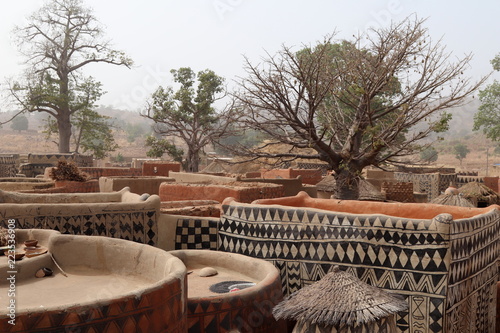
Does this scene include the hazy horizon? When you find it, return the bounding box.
[1,0,498,112]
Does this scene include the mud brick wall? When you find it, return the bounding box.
[457,171,479,176]
[23,180,100,193]
[27,153,92,167]
[261,168,322,185]
[438,173,458,194]
[159,183,285,203]
[80,167,142,179]
[20,163,53,177]
[381,181,414,202]
[483,177,499,193]
[395,172,457,201]
[296,162,330,176]
[0,156,17,177]
[457,175,484,187]
[142,161,181,176]
[0,193,160,246]
[219,200,500,333]
[396,166,455,174]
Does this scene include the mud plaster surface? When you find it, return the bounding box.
[0,265,154,312]
[186,266,258,298]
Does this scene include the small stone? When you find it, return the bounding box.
[35,269,46,278]
[139,193,150,201]
[198,267,218,277]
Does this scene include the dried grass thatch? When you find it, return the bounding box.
[201,160,229,174]
[430,194,475,208]
[273,266,408,327]
[316,176,386,201]
[458,182,500,206]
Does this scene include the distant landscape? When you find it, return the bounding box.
[1,98,499,176]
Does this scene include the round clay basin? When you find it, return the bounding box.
[169,249,287,333]
[0,230,187,332]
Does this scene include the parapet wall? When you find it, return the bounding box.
[215,193,499,333]
[79,167,142,179]
[381,181,414,202]
[142,161,181,177]
[0,155,17,177]
[27,153,93,167]
[0,188,160,246]
[159,182,285,203]
[260,168,322,185]
[394,172,457,201]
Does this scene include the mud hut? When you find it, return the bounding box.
[273,266,408,333]
[458,182,500,207]
[430,193,475,208]
[316,176,386,201]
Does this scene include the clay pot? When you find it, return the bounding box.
[24,239,38,247]
[4,251,25,260]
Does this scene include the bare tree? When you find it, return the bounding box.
[7,0,132,153]
[232,17,486,199]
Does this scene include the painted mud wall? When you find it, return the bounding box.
[214,197,499,333]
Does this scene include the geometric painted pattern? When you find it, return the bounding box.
[175,218,219,250]
[394,172,457,201]
[186,272,286,333]
[218,202,500,333]
[0,273,186,332]
[1,209,159,246]
[0,155,17,177]
[292,315,397,332]
[445,211,500,333]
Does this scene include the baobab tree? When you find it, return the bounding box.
[231,17,485,199]
[8,0,132,153]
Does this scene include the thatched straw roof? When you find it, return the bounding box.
[316,176,386,201]
[273,266,408,327]
[458,182,500,206]
[430,193,475,208]
[201,160,229,174]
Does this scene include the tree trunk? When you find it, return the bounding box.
[332,169,360,200]
[58,116,72,153]
[187,148,199,172]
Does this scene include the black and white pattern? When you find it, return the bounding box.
[175,218,219,250]
[1,209,158,246]
[218,202,499,333]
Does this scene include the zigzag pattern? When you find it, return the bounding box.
[219,202,500,333]
[2,210,158,246]
[218,232,449,274]
[293,316,397,332]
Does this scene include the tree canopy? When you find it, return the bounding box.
[473,53,500,140]
[231,16,485,199]
[454,143,470,167]
[10,114,29,132]
[8,0,132,153]
[142,67,234,172]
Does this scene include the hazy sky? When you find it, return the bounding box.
[0,0,498,112]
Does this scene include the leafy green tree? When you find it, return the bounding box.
[10,114,29,132]
[125,122,147,143]
[42,78,118,159]
[420,146,439,163]
[145,136,185,166]
[232,17,484,199]
[454,143,470,167]
[8,0,132,153]
[473,54,500,140]
[142,67,234,172]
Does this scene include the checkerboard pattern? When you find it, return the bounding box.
[175,218,219,250]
